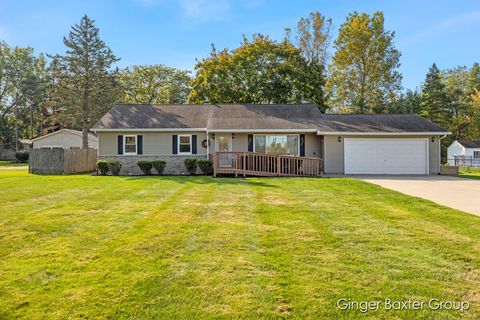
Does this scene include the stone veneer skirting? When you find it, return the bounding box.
[99,155,207,175]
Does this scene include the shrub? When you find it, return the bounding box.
[137,160,153,175]
[15,150,29,163]
[152,160,166,175]
[96,160,109,175]
[108,160,122,176]
[184,158,198,175]
[198,159,213,175]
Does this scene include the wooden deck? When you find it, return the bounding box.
[212,152,323,177]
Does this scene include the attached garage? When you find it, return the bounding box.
[344,138,429,175]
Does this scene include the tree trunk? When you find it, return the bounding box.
[30,102,34,139]
[82,89,89,149]
[14,106,19,151]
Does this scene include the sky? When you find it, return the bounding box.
[0,0,479,90]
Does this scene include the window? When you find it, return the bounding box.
[124,135,137,155]
[178,135,192,155]
[254,135,299,155]
[474,151,480,158]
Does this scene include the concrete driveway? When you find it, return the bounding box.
[359,175,480,216]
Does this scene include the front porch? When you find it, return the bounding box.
[212,152,323,177]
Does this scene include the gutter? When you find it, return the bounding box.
[91,128,452,136]
[207,129,318,133]
[317,131,452,136]
[91,128,319,133]
[90,128,208,133]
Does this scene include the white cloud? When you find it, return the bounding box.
[134,0,247,23]
[399,10,480,47]
[179,0,230,22]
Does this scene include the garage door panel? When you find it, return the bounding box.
[344,138,428,174]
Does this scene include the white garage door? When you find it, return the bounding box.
[344,138,429,175]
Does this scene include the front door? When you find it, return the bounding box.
[216,134,233,168]
[216,134,232,152]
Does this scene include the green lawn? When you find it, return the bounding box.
[0,160,27,167]
[1,169,479,319]
[459,167,480,179]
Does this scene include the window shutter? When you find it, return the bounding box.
[248,135,253,152]
[300,134,305,157]
[172,135,178,154]
[118,135,123,155]
[137,135,143,155]
[192,135,197,154]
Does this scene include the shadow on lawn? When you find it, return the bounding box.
[119,175,280,188]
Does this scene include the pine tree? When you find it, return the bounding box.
[55,15,119,148]
[420,64,451,129]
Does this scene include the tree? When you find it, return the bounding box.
[442,66,471,139]
[286,12,332,69]
[21,54,48,139]
[285,12,332,111]
[387,89,421,114]
[188,34,326,108]
[420,64,451,130]
[467,63,480,96]
[119,65,191,104]
[41,57,68,133]
[328,11,402,113]
[54,15,119,148]
[0,41,41,150]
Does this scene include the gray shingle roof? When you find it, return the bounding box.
[93,104,213,129]
[317,114,448,133]
[457,140,480,148]
[92,104,449,133]
[208,104,320,130]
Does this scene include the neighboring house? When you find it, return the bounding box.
[91,104,450,176]
[23,129,98,150]
[447,140,480,166]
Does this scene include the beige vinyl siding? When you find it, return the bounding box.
[232,134,248,152]
[324,135,344,174]
[210,132,322,157]
[323,135,442,175]
[304,133,322,158]
[98,131,207,156]
[33,132,98,149]
[429,137,440,174]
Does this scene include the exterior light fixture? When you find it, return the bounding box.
[338,136,342,142]
[232,133,235,140]
[431,137,435,142]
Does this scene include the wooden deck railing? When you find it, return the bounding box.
[212,152,323,177]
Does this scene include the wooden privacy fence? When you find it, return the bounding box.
[213,152,323,177]
[29,148,97,174]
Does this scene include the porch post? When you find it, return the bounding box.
[243,153,246,177]
[206,131,209,160]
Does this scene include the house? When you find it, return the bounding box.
[91,104,450,176]
[22,129,98,150]
[447,140,480,167]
